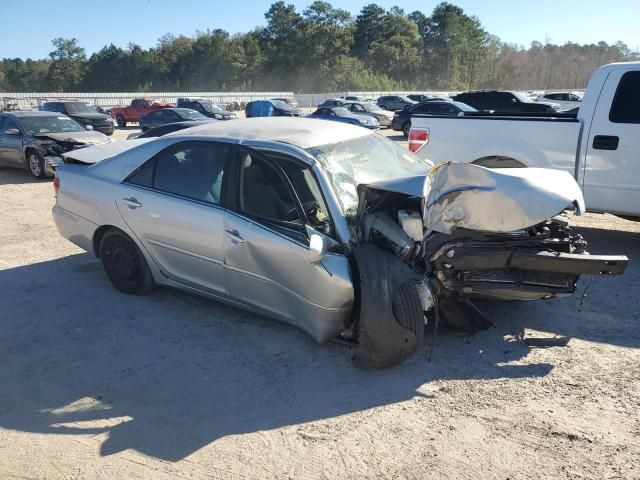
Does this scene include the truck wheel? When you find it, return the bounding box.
[392,282,425,347]
[27,151,47,179]
[116,115,126,127]
[100,230,155,295]
[402,121,411,137]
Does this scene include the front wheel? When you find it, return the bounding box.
[27,151,48,179]
[100,230,155,295]
[116,115,126,127]
[402,121,411,137]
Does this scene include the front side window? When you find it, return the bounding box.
[126,142,228,205]
[238,152,300,226]
[609,71,640,124]
[0,116,20,133]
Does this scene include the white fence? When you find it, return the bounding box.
[0,92,294,111]
[2,90,457,111]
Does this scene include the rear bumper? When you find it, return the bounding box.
[52,204,98,254]
[94,125,114,135]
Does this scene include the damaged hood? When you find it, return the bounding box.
[35,130,108,144]
[363,162,585,234]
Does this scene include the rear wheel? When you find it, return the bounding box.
[392,282,425,347]
[380,105,388,110]
[116,114,126,127]
[402,121,411,137]
[100,230,155,295]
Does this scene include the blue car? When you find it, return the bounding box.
[306,107,380,129]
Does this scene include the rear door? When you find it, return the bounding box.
[223,148,353,342]
[583,69,640,215]
[115,140,230,294]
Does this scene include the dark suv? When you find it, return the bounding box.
[40,101,114,135]
[176,98,237,120]
[452,91,557,114]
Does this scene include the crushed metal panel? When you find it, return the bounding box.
[423,162,586,234]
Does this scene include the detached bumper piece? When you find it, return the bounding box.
[432,241,628,300]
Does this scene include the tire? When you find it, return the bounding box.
[402,121,411,137]
[392,282,425,347]
[116,114,126,127]
[100,230,155,295]
[26,151,47,179]
[380,105,388,110]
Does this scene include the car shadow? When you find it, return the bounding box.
[1,252,555,462]
[385,133,407,142]
[0,166,48,185]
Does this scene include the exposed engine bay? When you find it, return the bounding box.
[350,162,628,368]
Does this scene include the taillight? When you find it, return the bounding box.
[53,175,60,197]
[408,127,429,153]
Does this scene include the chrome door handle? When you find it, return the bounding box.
[225,229,244,243]
[122,197,142,208]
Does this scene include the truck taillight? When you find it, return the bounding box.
[408,127,429,153]
[53,175,60,196]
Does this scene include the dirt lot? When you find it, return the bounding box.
[1,129,639,479]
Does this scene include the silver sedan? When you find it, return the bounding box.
[52,118,627,367]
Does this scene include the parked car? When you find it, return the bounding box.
[340,95,368,102]
[317,98,345,108]
[0,111,109,178]
[409,62,640,218]
[376,95,417,111]
[392,101,478,136]
[452,90,559,113]
[176,98,238,120]
[127,120,215,139]
[271,97,299,108]
[41,101,114,135]
[110,99,174,127]
[139,108,208,132]
[52,118,627,368]
[245,100,303,118]
[307,107,379,129]
[535,91,583,110]
[407,94,448,103]
[341,102,394,127]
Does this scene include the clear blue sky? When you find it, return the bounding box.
[1,0,638,59]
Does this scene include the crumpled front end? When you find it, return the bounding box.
[351,162,627,367]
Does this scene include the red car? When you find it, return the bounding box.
[111,98,174,127]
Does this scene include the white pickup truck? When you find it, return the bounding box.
[409,62,640,217]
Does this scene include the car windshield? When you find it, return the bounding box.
[512,91,533,103]
[64,102,97,114]
[400,96,414,103]
[453,102,477,112]
[199,101,225,114]
[362,103,383,112]
[272,100,292,110]
[332,107,351,117]
[20,115,86,134]
[177,109,207,120]
[306,134,433,215]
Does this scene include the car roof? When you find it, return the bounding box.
[166,117,370,149]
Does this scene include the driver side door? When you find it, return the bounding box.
[223,148,353,343]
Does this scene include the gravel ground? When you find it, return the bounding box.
[0,128,639,479]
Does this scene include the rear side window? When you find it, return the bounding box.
[126,142,229,205]
[609,71,640,124]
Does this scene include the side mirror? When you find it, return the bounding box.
[308,233,326,263]
[85,125,94,131]
[6,128,21,136]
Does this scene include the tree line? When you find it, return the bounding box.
[1,1,638,93]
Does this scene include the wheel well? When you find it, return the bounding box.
[471,156,526,168]
[93,225,120,257]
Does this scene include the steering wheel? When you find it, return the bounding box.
[286,201,322,223]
